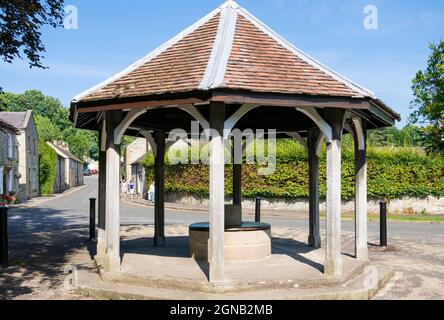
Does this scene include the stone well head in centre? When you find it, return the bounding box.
[189,222,272,263]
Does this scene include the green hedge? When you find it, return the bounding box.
[39,139,57,196]
[142,141,444,201]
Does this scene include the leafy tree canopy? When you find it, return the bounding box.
[0,90,98,160]
[367,125,422,148]
[0,90,137,161]
[34,114,62,142]
[0,0,65,68]
[410,41,444,154]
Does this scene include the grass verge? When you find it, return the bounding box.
[319,213,444,223]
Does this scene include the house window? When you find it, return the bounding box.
[33,138,36,156]
[28,136,31,153]
[8,169,14,193]
[7,133,13,159]
[0,167,3,195]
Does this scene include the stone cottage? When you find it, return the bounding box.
[47,141,84,193]
[130,154,146,197]
[0,117,20,197]
[124,138,149,183]
[127,138,190,198]
[0,111,39,201]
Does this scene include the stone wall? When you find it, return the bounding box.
[17,116,40,201]
[0,127,10,168]
[125,138,148,182]
[53,155,66,193]
[0,126,19,196]
[164,192,444,215]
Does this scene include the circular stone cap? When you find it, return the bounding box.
[189,222,271,232]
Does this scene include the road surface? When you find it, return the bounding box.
[9,176,443,240]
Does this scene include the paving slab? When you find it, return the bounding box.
[76,264,393,300]
[86,225,379,297]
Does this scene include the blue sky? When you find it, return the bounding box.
[1,0,443,127]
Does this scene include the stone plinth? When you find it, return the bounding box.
[189,222,272,263]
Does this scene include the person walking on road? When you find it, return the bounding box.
[148,182,155,203]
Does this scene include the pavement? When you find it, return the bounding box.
[0,176,443,300]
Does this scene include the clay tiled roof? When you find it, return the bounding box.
[223,15,357,97]
[73,1,376,104]
[82,13,221,102]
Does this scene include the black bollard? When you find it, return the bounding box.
[89,198,96,240]
[380,201,388,247]
[255,197,262,223]
[0,207,8,265]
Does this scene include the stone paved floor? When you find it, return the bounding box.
[1,223,444,299]
[118,225,363,287]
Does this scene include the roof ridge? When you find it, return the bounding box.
[236,6,376,99]
[47,141,83,163]
[72,5,223,103]
[22,110,33,129]
[199,3,238,89]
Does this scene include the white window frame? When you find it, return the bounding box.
[0,167,4,195]
[7,133,13,159]
[8,169,14,193]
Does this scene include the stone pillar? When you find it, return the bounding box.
[354,119,369,261]
[308,129,321,248]
[209,101,225,283]
[97,120,107,257]
[324,110,345,276]
[154,131,166,247]
[104,111,122,273]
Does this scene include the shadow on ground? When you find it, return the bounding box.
[0,207,94,300]
[121,232,323,279]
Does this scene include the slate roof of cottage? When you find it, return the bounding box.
[47,142,84,163]
[0,111,32,130]
[0,117,20,133]
[130,153,148,166]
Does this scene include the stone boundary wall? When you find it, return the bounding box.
[164,192,443,215]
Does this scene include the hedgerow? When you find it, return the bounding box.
[39,139,57,195]
[141,140,444,201]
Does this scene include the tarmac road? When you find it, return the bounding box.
[11,176,438,241]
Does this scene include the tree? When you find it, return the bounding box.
[400,124,422,147]
[367,125,423,147]
[0,90,72,131]
[410,41,444,154]
[0,0,65,68]
[1,90,100,161]
[34,114,62,142]
[63,128,91,160]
